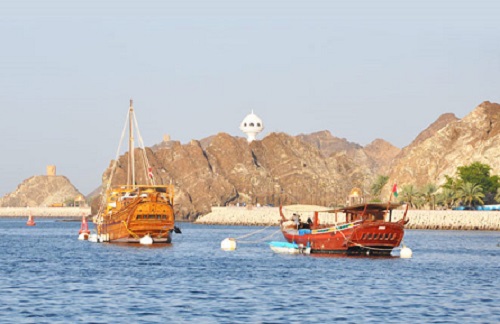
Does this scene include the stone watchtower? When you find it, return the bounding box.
[46,165,56,176]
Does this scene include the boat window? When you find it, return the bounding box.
[367,233,372,240]
[161,215,166,219]
[149,215,155,219]
[373,233,379,240]
[157,215,161,219]
[361,233,367,240]
[249,122,254,127]
[257,123,261,127]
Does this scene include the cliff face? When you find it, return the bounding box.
[0,175,83,207]
[3,102,496,217]
[101,101,500,220]
[385,101,500,192]
[105,132,376,220]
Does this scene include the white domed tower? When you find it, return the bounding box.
[240,110,264,143]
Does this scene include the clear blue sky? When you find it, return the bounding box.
[1,0,499,196]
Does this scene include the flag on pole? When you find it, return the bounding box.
[392,183,398,198]
[148,167,154,179]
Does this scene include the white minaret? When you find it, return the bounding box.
[240,110,264,143]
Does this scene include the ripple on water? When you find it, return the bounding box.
[0,222,499,323]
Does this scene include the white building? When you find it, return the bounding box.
[240,110,264,143]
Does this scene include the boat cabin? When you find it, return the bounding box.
[338,203,401,223]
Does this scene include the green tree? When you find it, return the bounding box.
[370,175,389,198]
[421,183,438,210]
[400,184,420,208]
[457,162,499,203]
[456,182,485,207]
[495,188,500,203]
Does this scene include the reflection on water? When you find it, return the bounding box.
[0,219,499,323]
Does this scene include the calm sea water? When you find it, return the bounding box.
[0,219,498,323]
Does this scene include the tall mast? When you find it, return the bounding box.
[127,99,135,188]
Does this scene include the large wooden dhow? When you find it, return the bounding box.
[94,100,179,243]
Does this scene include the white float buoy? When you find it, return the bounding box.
[221,238,237,251]
[140,234,154,245]
[78,233,89,241]
[400,245,413,259]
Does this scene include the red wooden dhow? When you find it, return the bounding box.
[279,203,409,256]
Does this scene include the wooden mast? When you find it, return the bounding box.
[127,99,135,188]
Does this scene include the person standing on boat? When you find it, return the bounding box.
[292,213,300,229]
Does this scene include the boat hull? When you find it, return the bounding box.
[282,222,404,255]
[96,187,175,244]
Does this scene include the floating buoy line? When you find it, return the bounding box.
[221,225,282,251]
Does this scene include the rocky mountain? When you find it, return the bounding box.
[0,175,83,207]
[103,131,374,220]
[5,101,496,219]
[98,101,500,220]
[298,131,400,175]
[385,101,500,194]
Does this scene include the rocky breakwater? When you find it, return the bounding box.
[392,210,500,231]
[0,207,91,218]
[196,206,500,231]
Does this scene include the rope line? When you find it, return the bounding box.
[237,228,282,244]
[235,225,274,240]
[121,220,140,239]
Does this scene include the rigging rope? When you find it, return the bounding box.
[132,111,155,186]
[97,109,130,218]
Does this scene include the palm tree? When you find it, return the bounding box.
[421,183,438,210]
[400,184,420,208]
[436,188,456,209]
[456,182,485,207]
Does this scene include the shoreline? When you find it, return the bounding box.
[195,206,500,231]
[0,207,91,218]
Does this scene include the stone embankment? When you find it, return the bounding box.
[196,206,500,231]
[0,207,92,218]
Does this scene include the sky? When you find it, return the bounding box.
[1,0,499,197]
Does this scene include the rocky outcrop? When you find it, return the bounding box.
[100,101,500,221]
[297,130,362,157]
[385,101,500,192]
[0,175,83,207]
[103,132,374,220]
[363,139,400,174]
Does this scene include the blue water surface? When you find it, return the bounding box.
[0,219,499,323]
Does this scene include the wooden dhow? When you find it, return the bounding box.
[94,100,179,243]
[279,202,409,255]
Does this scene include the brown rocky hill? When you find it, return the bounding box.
[298,131,400,175]
[385,101,500,193]
[0,175,83,207]
[103,132,376,220]
[100,100,500,220]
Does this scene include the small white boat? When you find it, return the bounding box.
[269,241,310,254]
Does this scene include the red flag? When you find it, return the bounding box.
[148,167,154,179]
[392,183,398,197]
